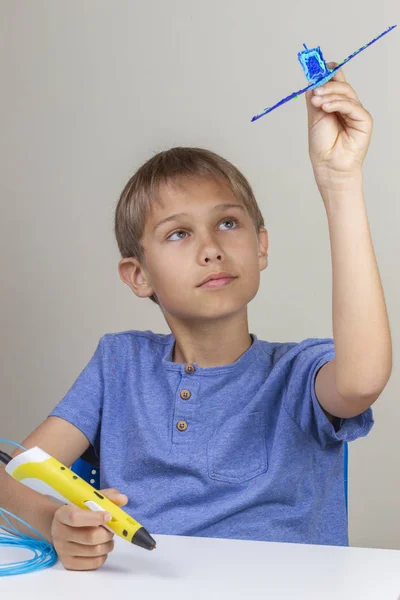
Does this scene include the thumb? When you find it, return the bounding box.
[305,85,325,129]
[100,487,129,507]
[305,61,340,127]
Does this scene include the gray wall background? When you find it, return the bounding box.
[0,1,399,549]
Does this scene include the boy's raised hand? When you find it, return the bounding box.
[50,487,128,571]
[305,62,373,190]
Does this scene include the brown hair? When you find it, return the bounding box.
[114,147,265,306]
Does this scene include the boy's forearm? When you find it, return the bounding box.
[0,464,59,544]
[321,174,392,398]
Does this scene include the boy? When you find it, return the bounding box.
[0,63,392,571]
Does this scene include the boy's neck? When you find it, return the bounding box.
[171,331,253,368]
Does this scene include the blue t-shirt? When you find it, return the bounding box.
[49,330,374,546]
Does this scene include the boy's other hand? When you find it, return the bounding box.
[305,62,373,192]
[51,488,128,571]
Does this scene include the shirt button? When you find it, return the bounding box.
[180,389,191,400]
[184,363,195,374]
[176,420,188,431]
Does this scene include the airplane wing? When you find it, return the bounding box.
[251,81,315,122]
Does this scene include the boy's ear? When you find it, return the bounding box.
[118,258,154,298]
[258,228,268,271]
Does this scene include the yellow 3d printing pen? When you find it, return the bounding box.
[1,446,156,551]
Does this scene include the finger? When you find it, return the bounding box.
[62,554,108,571]
[311,93,358,107]
[313,81,358,101]
[319,98,371,123]
[64,538,114,557]
[58,505,112,528]
[54,521,114,545]
[100,488,128,506]
[326,61,346,82]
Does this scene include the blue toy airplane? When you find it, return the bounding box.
[251,25,397,122]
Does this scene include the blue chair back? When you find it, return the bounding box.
[71,441,349,513]
[70,458,100,489]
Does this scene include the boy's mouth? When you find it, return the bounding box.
[197,272,236,287]
[198,276,236,289]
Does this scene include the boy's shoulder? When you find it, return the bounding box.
[258,336,335,365]
[100,328,170,345]
[98,329,172,359]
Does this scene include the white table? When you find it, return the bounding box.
[1,534,400,599]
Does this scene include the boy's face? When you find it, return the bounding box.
[119,176,268,320]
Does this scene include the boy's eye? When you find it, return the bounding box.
[166,218,239,241]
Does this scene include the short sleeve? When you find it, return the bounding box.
[282,338,374,448]
[49,337,104,461]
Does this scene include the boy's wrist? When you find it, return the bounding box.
[318,175,365,216]
[314,168,363,199]
[25,500,60,545]
[42,502,61,544]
